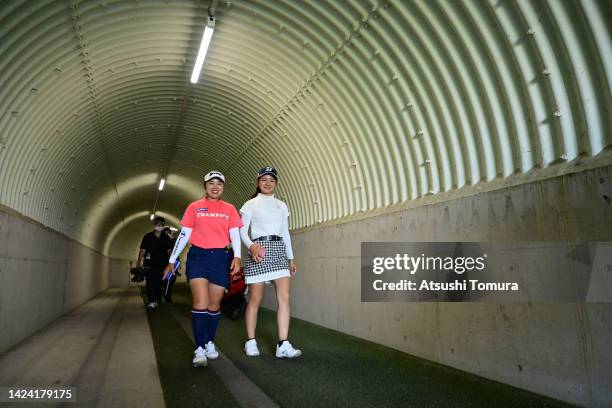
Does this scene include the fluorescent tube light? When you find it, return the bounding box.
[158,178,165,191]
[190,16,215,84]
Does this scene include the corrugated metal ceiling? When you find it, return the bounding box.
[0,0,610,256]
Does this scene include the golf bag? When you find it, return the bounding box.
[222,267,247,320]
[130,267,145,283]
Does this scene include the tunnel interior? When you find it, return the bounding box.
[0,1,611,407]
[1,0,609,256]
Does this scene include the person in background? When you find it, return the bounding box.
[239,166,301,359]
[138,216,173,310]
[163,171,242,367]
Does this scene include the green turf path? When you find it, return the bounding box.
[145,295,240,408]
[147,284,575,408]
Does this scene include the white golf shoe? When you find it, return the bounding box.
[276,341,302,358]
[192,346,207,367]
[205,341,219,360]
[244,339,260,357]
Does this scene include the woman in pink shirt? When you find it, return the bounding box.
[164,171,242,367]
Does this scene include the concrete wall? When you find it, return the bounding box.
[262,163,612,407]
[0,207,110,354]
[110,258,133,288]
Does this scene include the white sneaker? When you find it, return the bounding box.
[146,301,157,309]
[276,341,301,358]
[192,346,207,367]
[244,339,260,357]
[205,341,219,359]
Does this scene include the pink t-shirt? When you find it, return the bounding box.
[180,197,243,249]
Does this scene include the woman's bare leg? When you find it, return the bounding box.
[190,278,209,309]
[207,283,225,311]
[273,277,291,341]
[245,283,265,339]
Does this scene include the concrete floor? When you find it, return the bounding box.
[0,288,164,408]
[0,284,578,407]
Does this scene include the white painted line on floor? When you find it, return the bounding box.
[168,307,279,408]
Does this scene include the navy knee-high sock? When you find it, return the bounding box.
[191,309,208,348]
[206,309,221,343]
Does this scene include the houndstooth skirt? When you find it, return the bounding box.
[244,240,291,284]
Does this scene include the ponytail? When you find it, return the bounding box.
[250,186,262,199]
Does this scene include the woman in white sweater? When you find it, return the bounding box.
[239,166,301,358]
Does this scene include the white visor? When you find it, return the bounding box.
[204,171,225,183]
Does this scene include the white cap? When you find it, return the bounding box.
[204,170,225,183]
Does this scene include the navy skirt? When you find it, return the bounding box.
[186,246,233,289]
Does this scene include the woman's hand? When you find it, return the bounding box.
[230,257,241,275]
[249,243,265,262]
[289,259,297,275]
[163,263,174,277]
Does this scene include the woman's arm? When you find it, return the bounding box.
[229,227,241,258]
[239,211,254,248]
[280,215,294,259]
[169,227,192,263]
[240,210,266,262]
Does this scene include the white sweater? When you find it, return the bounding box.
[239,193,294,259]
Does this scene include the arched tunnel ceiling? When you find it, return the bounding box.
[0,0,610,256]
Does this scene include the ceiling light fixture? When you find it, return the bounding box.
[190,15,216,84]
[150,213,155,220]
[158,178,165,191]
